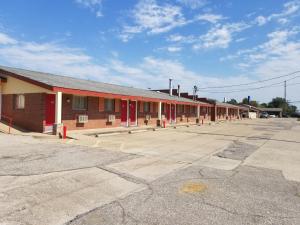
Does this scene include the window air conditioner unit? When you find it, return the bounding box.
[145,114,151,121]
[78,115,88,123]
[108,114,116,122]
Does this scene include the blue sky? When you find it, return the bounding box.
[0,0,300,107]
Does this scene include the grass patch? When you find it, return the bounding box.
[298,118,300,121]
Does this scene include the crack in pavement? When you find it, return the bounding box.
[97,165,155,204]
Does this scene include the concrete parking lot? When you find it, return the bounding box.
[0,119,300,225]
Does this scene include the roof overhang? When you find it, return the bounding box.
[0,68,53,90]
[0,77,7,83]
[53,86,204,106]
[0,68,213,107]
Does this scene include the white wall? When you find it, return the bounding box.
[248,112,257,119]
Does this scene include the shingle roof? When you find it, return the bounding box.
[259,108,283,112]
[215,101,240,108]
[0,65,204,104]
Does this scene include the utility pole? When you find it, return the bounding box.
[284,80,287,101]
[284,80,287,114]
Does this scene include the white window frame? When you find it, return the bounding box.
[15,94,25,109]
[72,95,87,110]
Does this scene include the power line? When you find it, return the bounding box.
[198,75,300,94]
[286,81,300,87]
[200,80,286,93]
[197,70,300,90]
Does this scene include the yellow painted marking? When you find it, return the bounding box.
[180,182,207,193]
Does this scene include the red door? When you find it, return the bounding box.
[45,94,55,125]
[171,104,176,121]
[166,104,170,121]
[129,101,136,126]
[121,100,128,124]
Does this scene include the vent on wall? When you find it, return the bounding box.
[108,114,116,122]
[78,115,88,123]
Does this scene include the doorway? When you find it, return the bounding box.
[129,101,137,126]
[45,94,56,126]
[121,100,128,126]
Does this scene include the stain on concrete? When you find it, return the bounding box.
[180,182,207,193]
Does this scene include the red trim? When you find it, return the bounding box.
[53,86,207,107]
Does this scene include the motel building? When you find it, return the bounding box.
[0,66,224,134]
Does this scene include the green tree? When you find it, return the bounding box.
[226,99,238,105]
[267,97,297,115]
[260,103,268,108]
[241,97,259,107]
[268,97,287,108]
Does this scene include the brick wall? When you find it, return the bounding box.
[61,95,122,130]
[137,101,159,126]
[1,93,45,132]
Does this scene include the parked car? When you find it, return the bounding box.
[291,112,300,118]
[269,114,276,118]
[260,112,269,118]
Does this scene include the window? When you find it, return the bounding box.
[193,106,197,114]
[104,99,115,112]
[143,102,150,113]
[186,105,190,113]
[72,95,87,110]
[178,105,184,113]
[15,94,25,109]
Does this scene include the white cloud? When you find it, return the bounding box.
[222,27,300,105]
[176,0,208,9]
[75,0,103,17]
[255,16,267,26]
[0,33,18,45]
[223,27,300,64]
[254,0,300,26]
[167,34,196,43]
[120,0,187,41]
[167,46,182,52]
[196,13,225,24]
[0,35,108,80]
[1,30,298,106]
[194,22,250,49]
[277,18,289,25]
[0,31,255,102]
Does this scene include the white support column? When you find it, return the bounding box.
[226,107,229,120]
[135,100,138,126]
[127,100,129,127]
[55,92,62,125]
[0,81,2,120]
[158,102,162,121]
[174,104,177,123]
[197,105,200,118]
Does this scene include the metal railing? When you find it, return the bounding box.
[0,114,13,134]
